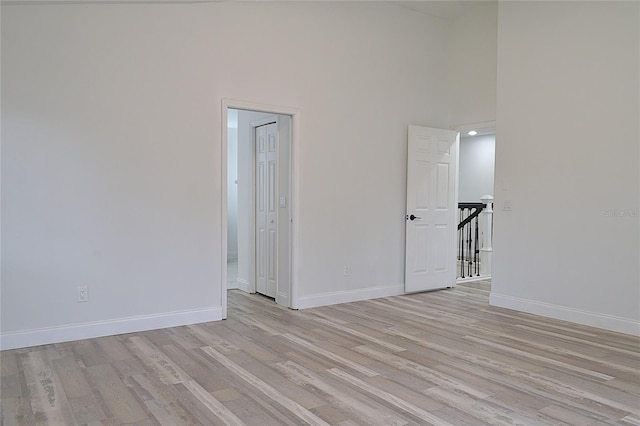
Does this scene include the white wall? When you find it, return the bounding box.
[447,1,497,127]
[492,1,640,335]
[1,1,458,348]
[458,134,495,202]
[2,3,223,349]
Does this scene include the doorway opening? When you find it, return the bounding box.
[222,100,299,319]
[455,122,495,284]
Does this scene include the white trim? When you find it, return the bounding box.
[0,307,223,351]
[296,285,405,310]
[221,105,229,319]
[290,111,300,310]
[221,99,300,312]
[490,293,640,337]
[276,292,290,308]
[454,120,496,133]
[235,278,252,294]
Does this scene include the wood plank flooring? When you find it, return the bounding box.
[2,281,639,425]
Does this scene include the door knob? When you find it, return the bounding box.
[408,214,421,221]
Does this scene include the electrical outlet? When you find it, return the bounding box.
[77,286,88,303]
[343,264,351,276]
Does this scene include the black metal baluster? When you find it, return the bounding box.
[467,210,472,277]
[465,208,470,277]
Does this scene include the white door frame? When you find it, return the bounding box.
[455,121,496,134]
[221,99,300,318]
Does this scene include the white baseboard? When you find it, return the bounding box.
[236,278,252,293]
[276,292,290,308]
[295,284,405,309]
[0,307,223,351]
[490,293,640,337]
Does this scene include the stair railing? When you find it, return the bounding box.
[457,195,493,279]
[458,202,484,278]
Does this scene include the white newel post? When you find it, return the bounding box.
[479,195,494,276]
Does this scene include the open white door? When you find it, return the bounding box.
[405,125,459,293]
[255,122,278,298]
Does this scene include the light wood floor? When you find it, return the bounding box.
[2,281,639,425]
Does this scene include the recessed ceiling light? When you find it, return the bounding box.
[467,130,478,136]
